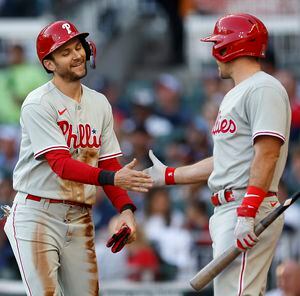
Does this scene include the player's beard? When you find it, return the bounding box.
[216,60,232,79]
[56,62,87,82]
[217,65,231,79]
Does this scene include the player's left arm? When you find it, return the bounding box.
[234,136,283,251]
[98,157,137,244]
[234,85,290,251]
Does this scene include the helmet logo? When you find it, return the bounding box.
[62,23,72,34]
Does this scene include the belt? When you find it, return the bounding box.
[26,194,92,208]
[211,190,277,206]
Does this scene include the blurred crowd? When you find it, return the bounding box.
[0,42,300,294]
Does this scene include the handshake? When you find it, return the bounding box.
[106,150,172,253]
[112,150,172,194]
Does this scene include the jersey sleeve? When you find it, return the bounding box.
[247,86,290,143]
[21,103,69,159]
[99,102,122,161]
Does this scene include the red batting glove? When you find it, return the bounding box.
[234,186,266,251]
[106,225,131,253]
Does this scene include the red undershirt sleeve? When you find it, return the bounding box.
[99,158,136,212]
[44,149,101,185]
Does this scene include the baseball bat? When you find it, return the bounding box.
[190,191,300,291]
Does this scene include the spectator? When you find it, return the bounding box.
[95,216,128,281]
[154,74,190,140]
[201,70,224,104]
[277,180,300,232]
[123,88,173,138]
[126,226,159,281]
[266,260,300,296]
[143,188,195,280]
[185,117,212,162]
[201,100,219,131]
[184,200,212,269]
[283,146,300,196]
[274,180,300,263]
[122,126,153,170]
[3,44,48,123]
[92,189,118,231]
[275,69,300,143]
[0,177,18,280]
[0,125,20,177]
[0,178,15,206]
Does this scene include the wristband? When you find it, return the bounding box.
[237,186,266,217]
[120,204,137,213]
[165,167,176,185]
[98,170,115,185]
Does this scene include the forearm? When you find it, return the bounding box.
[174,156,213,184]
[248,138,281,191]
[248,154,279,192]
[99,158,136,212]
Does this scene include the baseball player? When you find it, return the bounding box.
[3,20,153,296]
[145,13,291,295]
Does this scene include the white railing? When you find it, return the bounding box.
[0,279,202,296]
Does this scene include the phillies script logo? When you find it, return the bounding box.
[212,112,237,135]
[58,120,101,148]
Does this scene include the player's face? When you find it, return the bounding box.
[50,38,87,81]
[216,60,232,79]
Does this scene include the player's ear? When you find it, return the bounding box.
[43,58,55,72]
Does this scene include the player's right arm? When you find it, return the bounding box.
[144,150,213,186]
[45,150,153,193]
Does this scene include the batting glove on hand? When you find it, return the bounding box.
[234,216,258,251]
[106,225,131,253]
[143,150,176,186]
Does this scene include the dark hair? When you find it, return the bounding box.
[144,187,172,226]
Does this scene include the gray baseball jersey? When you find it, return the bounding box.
[13,81,122,205]
[208,71,290,295]
[208,71,291,193]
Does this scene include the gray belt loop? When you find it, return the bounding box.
[232,189,246,200]
[217,189,227,204]
[43,198,50,210]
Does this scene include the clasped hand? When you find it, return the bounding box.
[234,216,258,251]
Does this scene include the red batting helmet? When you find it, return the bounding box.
[36,20,96,70]
[201,13,268,62]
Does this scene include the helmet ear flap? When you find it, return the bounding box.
[88,40,96,69]
[81,39,96,69]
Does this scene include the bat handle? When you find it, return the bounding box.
[190,246,241,291]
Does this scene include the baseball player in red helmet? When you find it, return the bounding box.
[4,20,153,295]
[145,13,291,295]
